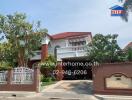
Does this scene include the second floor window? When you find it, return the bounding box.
[69,38,86,46]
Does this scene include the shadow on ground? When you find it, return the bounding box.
[54,81,93,95]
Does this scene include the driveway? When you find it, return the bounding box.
[0,80,98,100]
[41,80,98,100]
[1,80,132,100]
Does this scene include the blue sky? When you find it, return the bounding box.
[0,0,131,48]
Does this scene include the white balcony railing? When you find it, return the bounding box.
[57,45,87,61]
[30,45,88,61]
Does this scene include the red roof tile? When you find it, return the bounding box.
[124,42,132,50]
[51,32,92,40]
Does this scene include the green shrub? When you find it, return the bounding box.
[41,75,54,82]
[40,55,56,69]
[0,61,12,71]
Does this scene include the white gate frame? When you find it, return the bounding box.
[12,67,34,84]
[0,71,7,84]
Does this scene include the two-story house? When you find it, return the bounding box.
[29,32,92,80]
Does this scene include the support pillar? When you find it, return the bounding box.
[41,35,50,61]
[41,44,48,61]
[56,61,64,81]
[34,66,40,93]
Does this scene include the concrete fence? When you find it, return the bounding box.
[0,66,40,92]
[93,62,132,95]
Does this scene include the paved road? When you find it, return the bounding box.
[0,97,97,100]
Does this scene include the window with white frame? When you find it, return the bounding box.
[68,38,86,46]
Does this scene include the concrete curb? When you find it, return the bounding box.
[95,94,132,100]
[0,91,37,97]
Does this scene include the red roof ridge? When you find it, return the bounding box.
[52,32,91,35]
[51,32,92,40]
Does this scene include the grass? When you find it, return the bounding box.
[40,81,57,91]
[41,81,56,86]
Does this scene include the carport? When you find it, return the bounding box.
[62,57,92,80]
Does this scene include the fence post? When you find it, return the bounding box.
[7,69,12,90]
[34,66,40,93]
[7,69,12,84]
[56,61,63,81]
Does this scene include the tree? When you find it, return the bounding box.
[40,55,57,79]
[87,34,123,63]
[40,55,57,69]
[0,42,17,70]
[122,0,132,22]
[0,42,17,67]
[0,13,47,67]
[126,47,132,61]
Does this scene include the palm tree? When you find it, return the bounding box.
[121,0,132,22]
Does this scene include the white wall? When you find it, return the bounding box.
[48,39,67,56]
[48,34,92,56]
[31,34,91,61]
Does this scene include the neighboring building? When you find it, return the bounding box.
[29,32,92,80]
[124,42,132,50]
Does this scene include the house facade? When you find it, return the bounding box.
[29,32,92,80]
[30,32,92,63]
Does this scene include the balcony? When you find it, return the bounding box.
[57,45,87,61]
[30,50,41,60]
[30,45,88,61]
